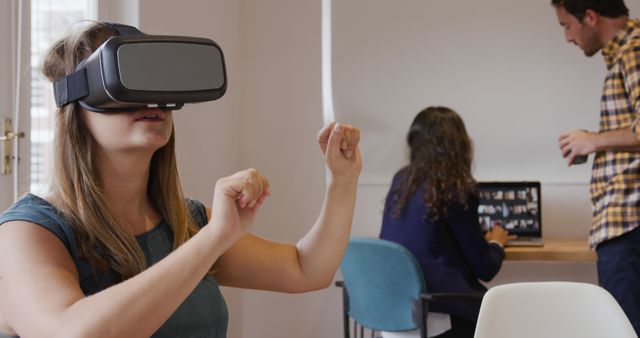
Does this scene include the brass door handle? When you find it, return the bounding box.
[2,118,25,175]
[0,131,25,141]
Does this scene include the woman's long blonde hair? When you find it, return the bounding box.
[42,22,198,280]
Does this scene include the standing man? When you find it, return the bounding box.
[553,0,640,334]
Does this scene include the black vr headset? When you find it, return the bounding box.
[53,23,227,112]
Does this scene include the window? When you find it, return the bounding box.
[30,0,96,193]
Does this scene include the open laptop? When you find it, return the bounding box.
[477,181,544,247]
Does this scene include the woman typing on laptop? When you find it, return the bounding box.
[380,106,515,338]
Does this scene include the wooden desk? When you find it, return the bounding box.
[504,239,596,261]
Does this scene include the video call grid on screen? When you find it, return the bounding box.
[477,182,541,236]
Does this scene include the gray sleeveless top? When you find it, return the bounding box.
[0,193,228,338]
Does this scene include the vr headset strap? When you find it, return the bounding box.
[52,23,144,108]
[53,68,89,108]
[104,22,144,36]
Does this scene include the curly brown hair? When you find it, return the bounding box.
[390,106,476,220]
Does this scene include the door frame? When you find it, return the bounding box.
[0,0,31,209]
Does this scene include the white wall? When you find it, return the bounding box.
[136,1,640,337]
[138,0,340,337]
[234,1,338,337]
[138,0,243,203]
[331,0,602,185]
[98,0,139,26]
[137,1,249,336]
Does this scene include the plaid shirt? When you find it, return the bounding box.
[589,19,640,249]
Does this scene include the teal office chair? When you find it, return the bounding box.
[336,237,484,338]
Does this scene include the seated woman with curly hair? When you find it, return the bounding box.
[380,106,514,338]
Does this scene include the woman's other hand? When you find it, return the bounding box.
[484,224,517,247]
[208,168,270,245]
[317,122,362,183]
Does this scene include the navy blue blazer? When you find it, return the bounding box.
[380,168,504,322]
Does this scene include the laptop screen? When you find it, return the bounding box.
[477,181,542,237]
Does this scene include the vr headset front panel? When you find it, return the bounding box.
[58,33,227,112]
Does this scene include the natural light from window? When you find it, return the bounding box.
[31,0,96,193]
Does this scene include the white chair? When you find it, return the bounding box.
[474,282,636,338]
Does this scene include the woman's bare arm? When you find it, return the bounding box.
[214,123,361,292]
[0,169,269,338]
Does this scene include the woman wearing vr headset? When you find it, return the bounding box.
[0,22,361,337]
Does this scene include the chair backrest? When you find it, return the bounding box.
[474,281,636,338]
[340,237,426,332]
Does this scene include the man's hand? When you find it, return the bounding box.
[559,130,597,166]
